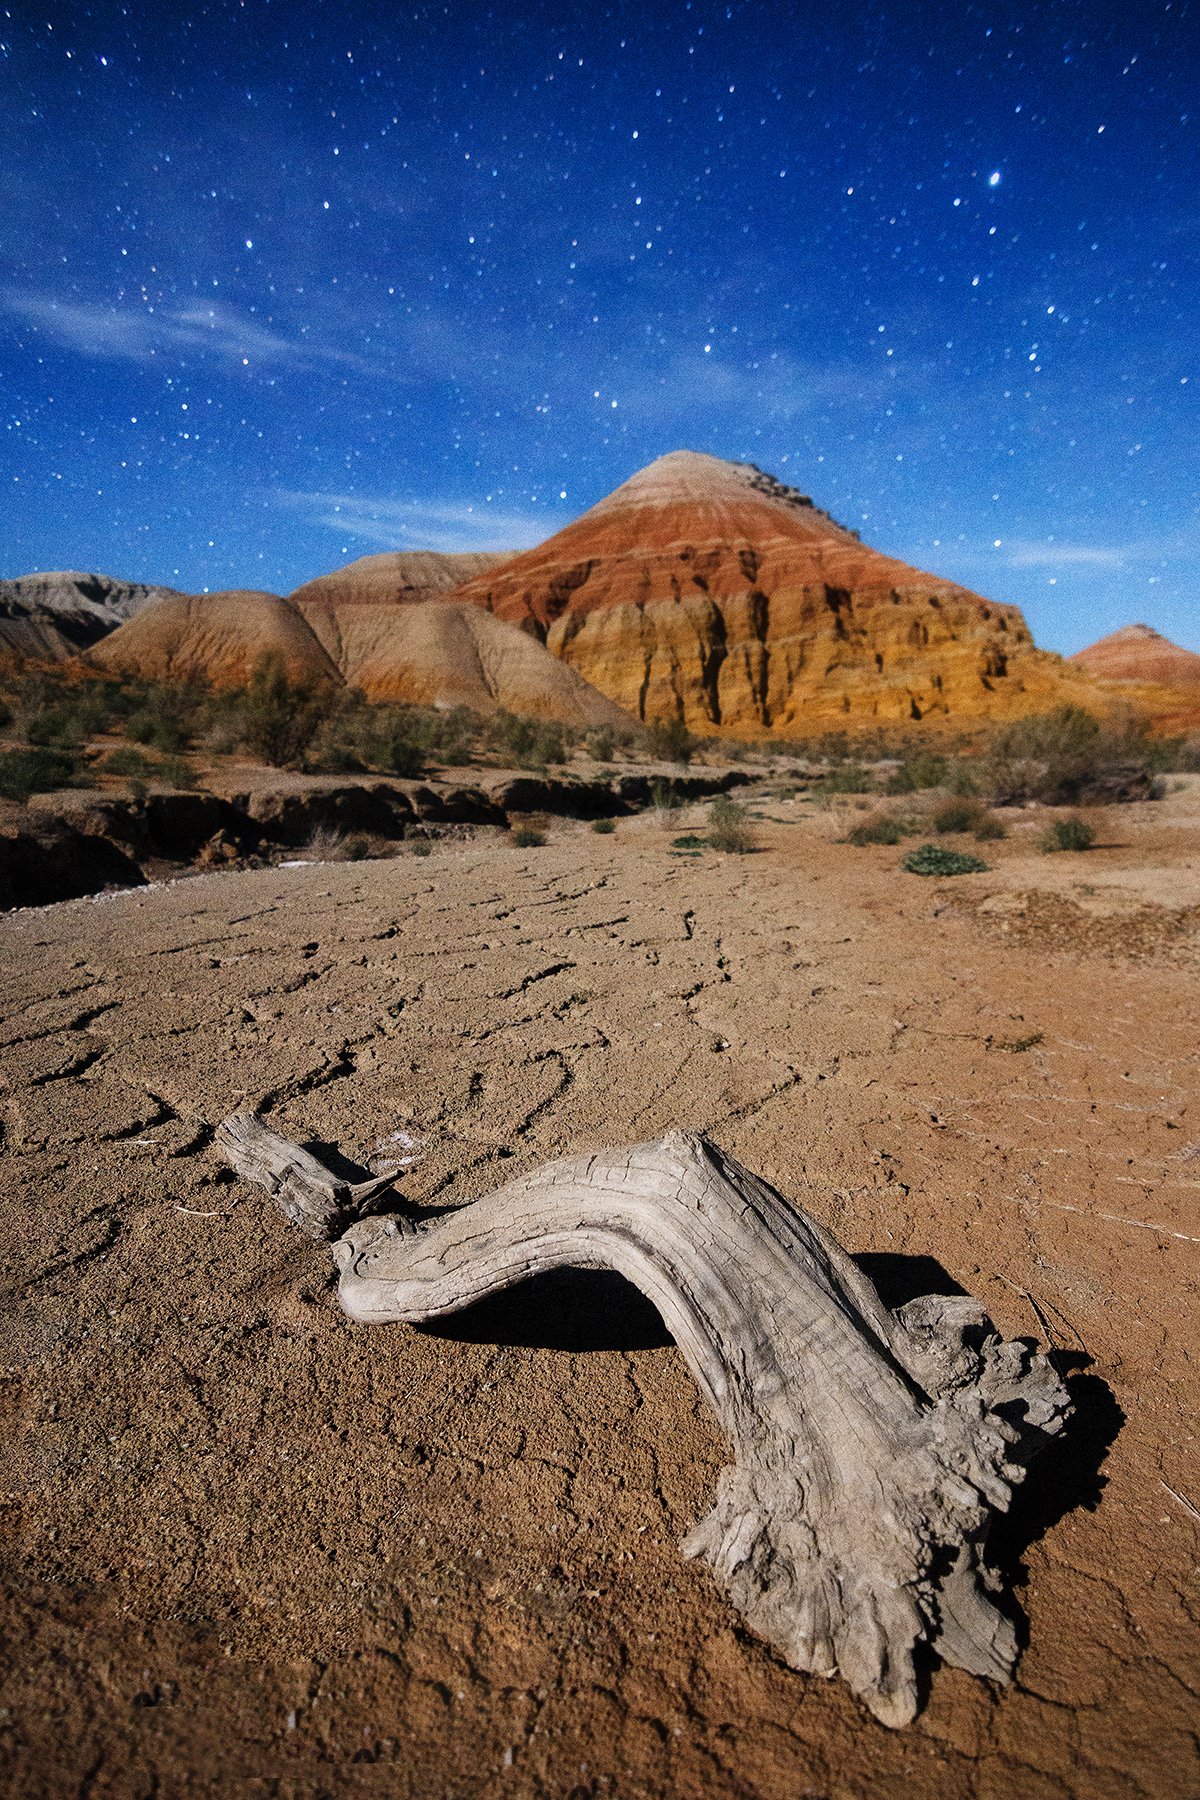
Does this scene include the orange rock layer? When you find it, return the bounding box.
[447,452,1100,736]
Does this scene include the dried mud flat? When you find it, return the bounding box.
[2,784,1199,1799]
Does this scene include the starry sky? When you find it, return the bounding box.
[2,0,1197,653]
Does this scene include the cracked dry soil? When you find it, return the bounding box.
[2,805,1198,1799]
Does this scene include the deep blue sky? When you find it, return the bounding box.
[2,0,1197,652]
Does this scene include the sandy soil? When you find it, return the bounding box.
[2,781,1199,1798]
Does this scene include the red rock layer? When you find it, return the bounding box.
[447,452,1096,735]
[1069,623,1200,688]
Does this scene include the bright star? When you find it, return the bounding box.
[988,171,1001,187]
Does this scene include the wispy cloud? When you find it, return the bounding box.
[0,288,382,375]
[272,489,555,554]
[1002,541,1131,569]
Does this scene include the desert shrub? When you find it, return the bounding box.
[647,717,695,765]
[672,833,708,850]
[24,692,108,747]
[819,762,875,796]
[488,711,569,770]
[973,811,1007,841]
[847,812,909,846]
[0,746,78,802]
[591,816,616,834]
[584,726,616,763]
[707,795,756,854]
[901,843,989,876]
[511,824,548,848]
[650,779,681,820]
[103,746,153,777]
[932,797,987,834]
[238,656,334,767]
[885,752,950,794]
[299,826,353,861]
[126,706,189,753]
[410,839,433,857]
[154,756,198,790]
[1041,815,1095,853]
[984,706,1162,805]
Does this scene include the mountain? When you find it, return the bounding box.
[86,588,631,728]
[1069,623,1200,688]
[0,570,185,663]
[445,451,1092,734]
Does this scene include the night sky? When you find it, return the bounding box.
[2,1,1197,653]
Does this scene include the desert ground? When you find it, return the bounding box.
[3,778,1199,1799]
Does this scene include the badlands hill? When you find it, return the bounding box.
[446,451,1096,734]
[289,548,500,608]
[87,586,630,729]
[0,569,186,663]
[1070,622,1200,688]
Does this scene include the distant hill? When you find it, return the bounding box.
[1069,622,1200,688]
[289,549,501,609]
[86,587,632,729]
[444,451,1100,735]
[0,570,186,662]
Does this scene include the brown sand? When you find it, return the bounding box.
[3,783,1199,1798]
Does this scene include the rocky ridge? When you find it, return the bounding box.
[0,569,187,662]
[446,451,1100,735]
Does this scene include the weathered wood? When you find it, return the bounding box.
[215,1112,398,1239]
[219,1119,1070,1726]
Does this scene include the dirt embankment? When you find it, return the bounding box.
[2,789,1199,1797]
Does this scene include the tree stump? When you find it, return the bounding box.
[220,1118,1070,1726]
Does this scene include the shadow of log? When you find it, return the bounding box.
[417,1267,673,1353]
[987,1354,1124,1608]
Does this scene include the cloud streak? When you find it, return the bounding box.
[0,288,383,376]
[272,489,556,554]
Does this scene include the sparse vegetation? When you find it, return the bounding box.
[511,824,548,848]
[707,794,757,854]
[240,656,334,767]
[0,746,79,802]
[931,797,984,835]
[847,812,910,846]
[901,843,989,876]
[647,717,696,765]
[672,833,708,850]
[885,752,951,794]
[819,762,875,796]
[972,811,1007,842]
[591,816,616,834]
[1041,815,1096,853]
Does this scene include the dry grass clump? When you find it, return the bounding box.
[707,795,757,854]
[298,826,369,862]
[847,811,910,846]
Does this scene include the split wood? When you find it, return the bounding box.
[217,1113,1070,1727]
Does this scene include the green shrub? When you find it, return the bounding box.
[584,726,616,763]
[672,833,708,850]
[511,824,548,848]
[647,717,695,765]
[591,816,616,834]
[820,762,875,795]
[410,839,433,857]
[0,746,78,802]
[885,752,949,794]
[1041,815,1095,853]
[239,656,333,767]
[707,795,757,854]
[103,746,153,777]
[488,711,569,770]
[901,843,989,876]
[126,707,189,753]
[847,812,908,846]
[155,756,198,790]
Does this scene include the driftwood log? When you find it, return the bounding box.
[218,1116,1070,1727]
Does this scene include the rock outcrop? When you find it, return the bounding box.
[1070,623,1200,688]
[446,452,1097,737]
[0,570,184,663]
